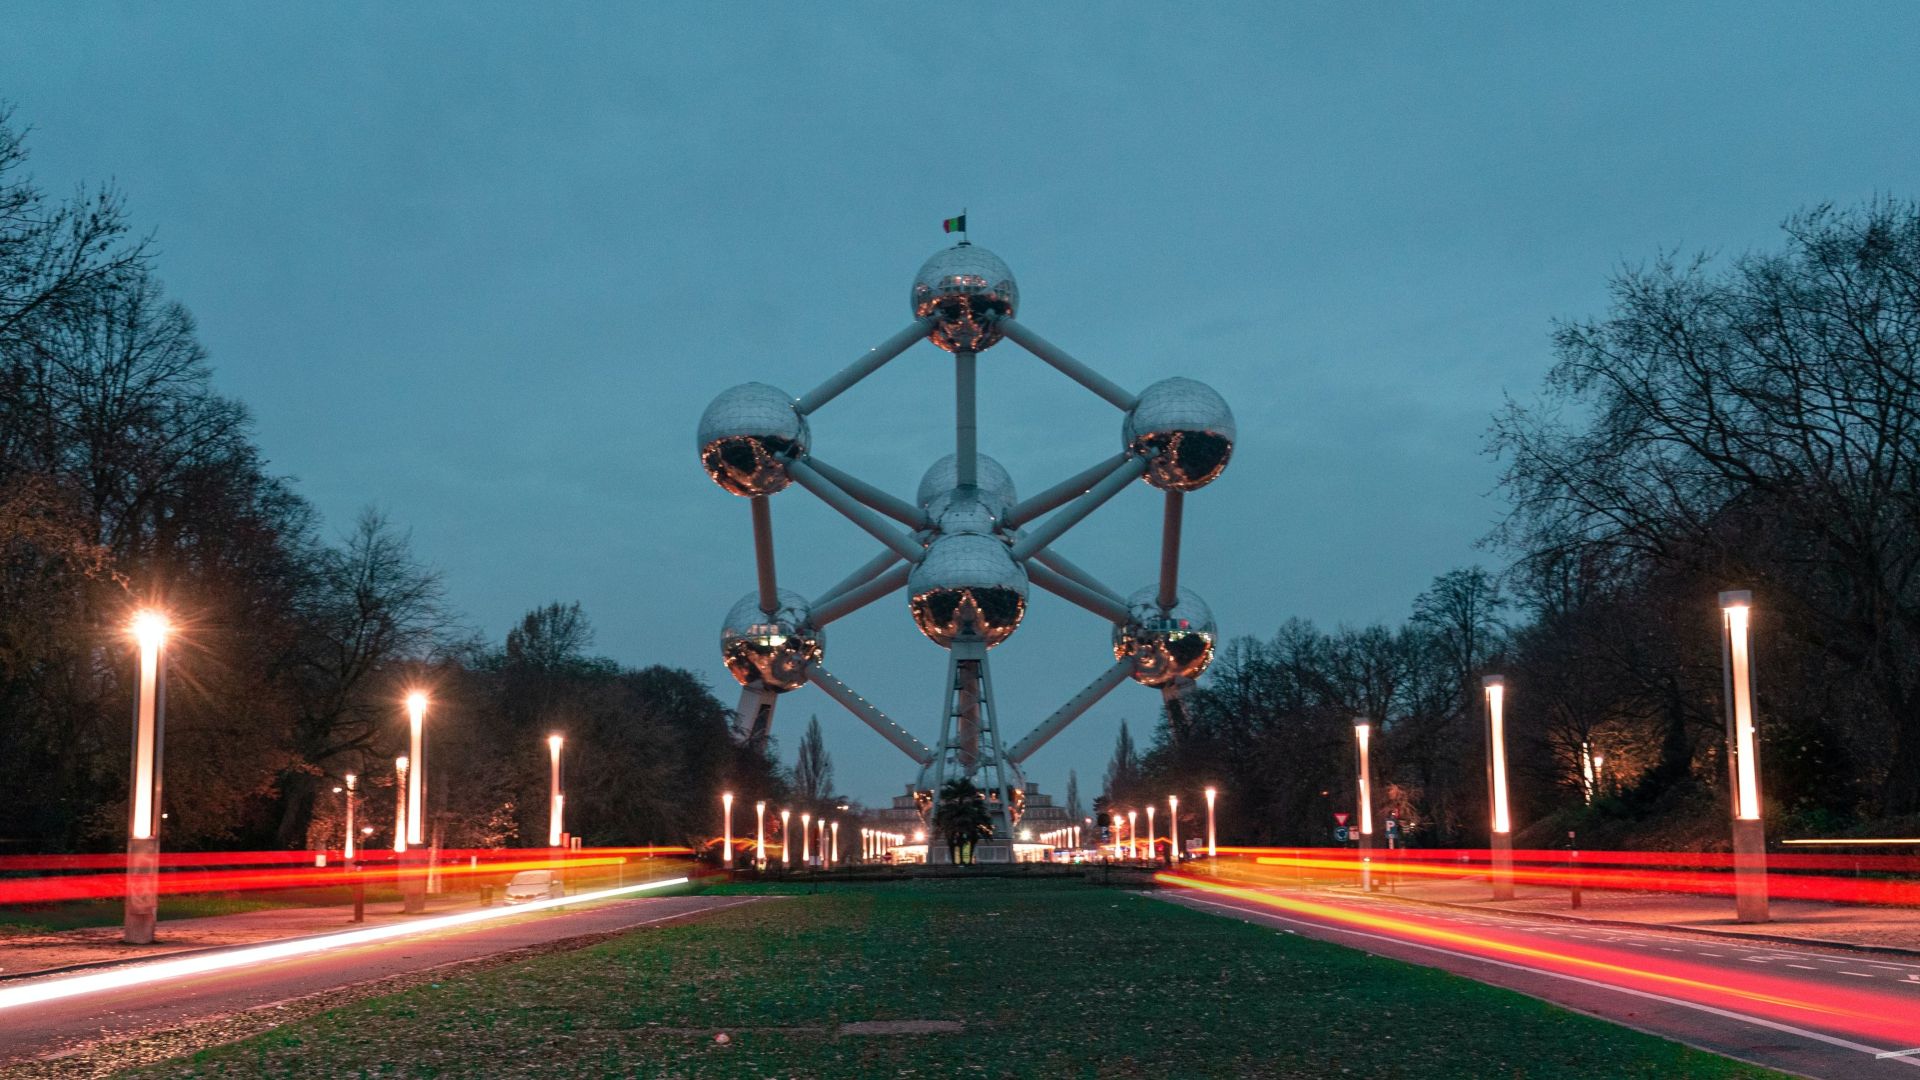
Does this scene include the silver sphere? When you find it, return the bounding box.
[911,244,1018,353]
[908,534,1028,648]
[720,589,822,693]
[1123,377,1236,492]
[917,453,1017,524]
[697,383,809,497]
[1113,585,1217,686]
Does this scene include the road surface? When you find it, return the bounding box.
[1160,877,1920,1079]
[1,892,760,1067]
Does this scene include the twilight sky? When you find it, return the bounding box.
[4,4,1915,807]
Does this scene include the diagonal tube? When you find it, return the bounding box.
[811,561,911,627]
[997,317,1139,411]
[1009,456,1148,561]
[809,667,934,764]
[795,319,933,415]
[1031,548,1127,610]
[808,458,925,528]
[1007,660,1135,764]
[1027,561,1131,625]
[1004,453,1132,529]
[1158,489,1184,610]
[812,548,905,614]
[787,458,926,563]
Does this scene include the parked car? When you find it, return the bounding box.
[503,869,564,904]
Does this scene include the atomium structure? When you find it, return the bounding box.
[697,240,1234,861]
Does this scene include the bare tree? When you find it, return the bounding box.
[793,714,834,806]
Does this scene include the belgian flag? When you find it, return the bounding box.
[942,213,966,234]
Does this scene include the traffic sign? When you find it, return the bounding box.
[1334,826,1350,842]
[1333,812,1349,826]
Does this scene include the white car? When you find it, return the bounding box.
[503,869,564,904]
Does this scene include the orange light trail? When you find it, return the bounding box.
[1156,873,1920,1047]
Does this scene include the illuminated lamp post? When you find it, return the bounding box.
[1483,676,1514,900]
[801,811,812,866]
[780,809,791,868]
[1168,794,1180,862]
[756,800,767,868]
[1355,722,1374,892]
[405,692,428,846]
[547,735,565,848]
[830,820,840,867]
[1128,810,1138,860]
[393,757,410,853]
[343,773,358,866]
[1205,785,1218,858]
[124,611,170,945]
[721,792,734,868]
[1146,804,1157,865]
[1721,591,1769,923]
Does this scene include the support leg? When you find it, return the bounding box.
[736,685,779,749]
[956,351,978,488]
[1157,490,1184,609]
[750,495,779,614]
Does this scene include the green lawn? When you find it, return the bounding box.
[127,878,1784,1079]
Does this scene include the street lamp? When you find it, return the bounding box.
[756,800,767,868]
[721,792,734,867]
[830,820,839,866]
[801,811,812,866]
[1127,810,1138,860]
[1168,794,1179,862]
[780,809,791,867]
[1355,722,1374,892]
[343,773,357,864]
[393,757,410,853]
[1483,676,1514,900]
[1146,803,1157,865]
[125,609,170,945]
[1205,786,1218,858]
[405,692,428,846]
[547,734,565,848]
[1721,590,1769,923]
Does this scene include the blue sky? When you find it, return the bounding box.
[5,4,1915,806]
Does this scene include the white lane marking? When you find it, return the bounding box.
[1788,964,1818,970]
[1841,972,1875,978]
[1698,952,1724,957]
[1880,1047,1920,1060]
[1168,894,1920,1069]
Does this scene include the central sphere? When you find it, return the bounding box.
[908,534,1028,648]
[917,452,1017,524]
[697,383,810,497]
[1113,585,1217,686]
[911,245,1018,353]
[720,589,823,693]
[1123,377,1236,491]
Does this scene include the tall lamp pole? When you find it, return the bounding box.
[1168,794,1180,862]
[343,773,357,866]
[1483,676,1514,900]
[721,792,734,867]
[125,610,170,945]
[393,757,410,853]
[801,811,812,866]
[1205,785,1218,858]
[780,809,791,867]
[830,820,839,867]
[1355,722,1374,892]
[1721,591,1770,923]
[756,800,767,868]
[547,734,565,848]
[1127,810,1138,860]
[405,693,428,846]
[1146,803,1157,865]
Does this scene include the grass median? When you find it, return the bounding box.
[126,877,1784,1078]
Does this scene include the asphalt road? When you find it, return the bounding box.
[0,892,761,1067]
[1159,880,1920,1079]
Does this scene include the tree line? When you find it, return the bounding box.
[0,108,783,855]
[1108,201,1920,851]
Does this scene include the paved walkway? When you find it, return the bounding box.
[1361,874,1920,952]
[0,892,487,978]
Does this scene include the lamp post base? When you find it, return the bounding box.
[401,848,429,914]
[1732,817,1769,923]
[1491,832,1514,901]
[124,837,160,944]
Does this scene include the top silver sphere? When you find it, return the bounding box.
[1112,585,1217,686]
[917,453,1017,523]
[911,244,1018,353]
[697,382,810,497]
[720,589,822,693]
[1124,377,1236,491]
[907,533,1029,649]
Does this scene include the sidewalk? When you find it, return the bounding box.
[0,892,485,979]
[1364,874,1920,953]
